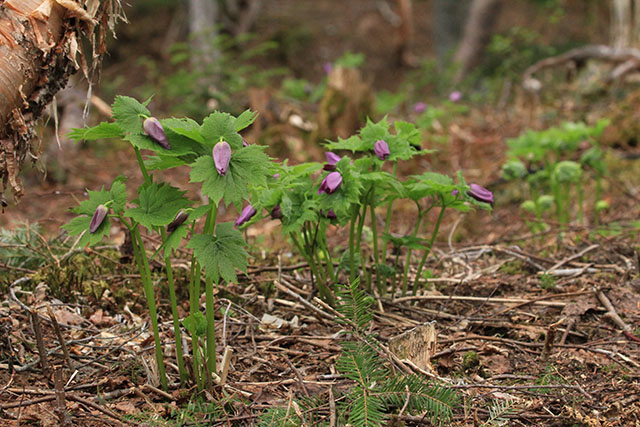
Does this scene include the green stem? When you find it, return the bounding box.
[370,201,381,293]
[160,228,187,384]
[402,203,427,296]
[204,203,218,378]
[380,162,397,265]
[348,208,359,284]
[132,226,168,391]
[291,233,334,304]
[412,200,446,293]
[134,147,150,183]
[595,176,602,226]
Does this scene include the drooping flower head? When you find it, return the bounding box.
[318,171,343,195]
[90,205,108,233]
[468,184,493,204]
[324,152,341,171]
[213,140,231,176]
[167,210,189,233]
[143,117,171,150]
[413,102,427,114]
[270,205,283,220]
[449,91,462,102]
[373,140,390,161]
[325,209,337,220]
[235,204,257,227]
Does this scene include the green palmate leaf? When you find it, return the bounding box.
[67,122,124,141]
[360,116,390,148]
[234,109,258,131]
[382,233,427,250]
[394,120,423,147]
[161,117,204,143]
[190,145,270,209]
[183,312,207,337]
[124,182,191,230]
[187,222,248,283]
[406,172,455,201]
[145,155,189,170]
[62,215,110,247]
[111,95,151,134]
[124,130,201,157]
[201,111,243,149]
[325,135,367,152]
[164,224,189,257]
[109,177,127,213]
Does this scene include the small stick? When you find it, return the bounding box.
[285,357,310,398]
[274,280,334,320]
[218,346,233,385]
[142,384,174,401]
[31,309,50,377]
[47,306,74,370]
[328,386,337,427]
[53,368,72,426]
[559,318,575,345]
[597,290,640,342]
[540,320,562,362]
[546,244,599,273]
[393,295,566,307]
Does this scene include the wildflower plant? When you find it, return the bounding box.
[501,120,609,229]
[65,96,270,390]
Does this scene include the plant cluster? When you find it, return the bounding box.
[501,120,609,231]
[65,95,490,394]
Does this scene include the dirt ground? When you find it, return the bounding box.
[1,0,639,425]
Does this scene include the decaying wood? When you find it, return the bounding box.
[0,0,124,200]
[388,321,437,373]
[522,44,640,91]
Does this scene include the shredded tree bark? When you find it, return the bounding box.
[0,0,124,200]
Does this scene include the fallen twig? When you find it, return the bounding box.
[597,290,640,343]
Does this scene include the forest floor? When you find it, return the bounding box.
[1,104,639,425]
[1,1,640,424]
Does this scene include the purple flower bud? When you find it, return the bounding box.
[270,205,283,220]
[449,91,462,102]
[323,62,333,75]
[242,138,249,147]
[452,189,459,196]
[373,140,390,160]
[213,140,231,176]
[318,171,343,195]
[468,184,494,204]
[413,102,427,113]
[90,204,108,233]
[325,209,337,219]
[143,117,171,150]
[272,173,280,179]
[167,210,189,233]
[324,151,341,171]
[235,204,257,227]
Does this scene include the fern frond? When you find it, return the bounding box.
[335,277,374,332]
[481,399,516,426]
[344,386,386,427]
[377,375,458,423]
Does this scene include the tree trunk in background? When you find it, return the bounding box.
[396,0,415,66]
[188,0,219,71]
[0,0,121,200]
[453,0,503,82]
[610,0,640,48]
[433,0,470,66]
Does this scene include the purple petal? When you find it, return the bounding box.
[143,117,171,150]
[318,171,343,195]
[413,102,427,113]
[213,141,231,176]
[468,183,493,204]
[89,205,108,233]
[167,210,189,233]
[449,91,462,102]
[325,152,341,165]
[323,62,333,75]
[373,140,390,160]
[270,205,283,220]
[235,204,257,227]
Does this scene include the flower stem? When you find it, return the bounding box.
[380,162,397,265]
[133,147,150,183]
[370,201,381,293]
[412,200,446,293]
[348,208,359,284]
[132,225,168,391]
[160,228,187,384]
[402,203,427,296]
[203,202,218,378]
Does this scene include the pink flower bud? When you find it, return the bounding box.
[143,117,171,150]
[213,140,231,176]
[318,171,343,195]
[90,204,108,233]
